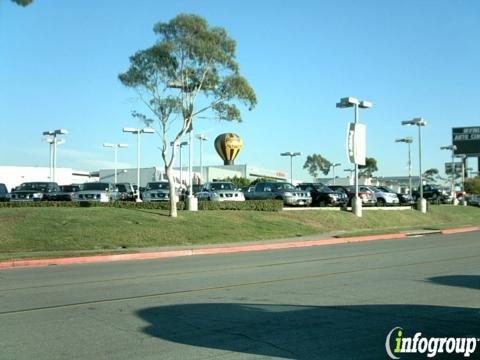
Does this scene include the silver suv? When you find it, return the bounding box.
[361,186,399,206]
[248,182,312,206]
[196,182,245,202]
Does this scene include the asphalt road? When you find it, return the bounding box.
[0,232,479,359]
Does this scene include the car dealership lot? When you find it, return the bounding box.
[1,232,479,359]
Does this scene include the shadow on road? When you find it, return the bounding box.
[428,275,480,291]
[137,303,480,359]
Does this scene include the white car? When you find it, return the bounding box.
[361,186,399,206]
[73,182,120,203]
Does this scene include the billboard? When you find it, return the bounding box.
[452,127,480,155]
[444,162,462,175]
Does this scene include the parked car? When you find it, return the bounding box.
[57,184,81,201]
[376,186,415,206]
[196,182,245,202]
[73,182,120,203]
[361,186,399,206]
[328,185,376,207]
[10,182,62,202]
[142,181,179,202]
[0,183,9,202]
[247,182,311,206]
[466,194,480,207]
[115,183,136,201]
[297,183,347,207]
[411,184,450,204]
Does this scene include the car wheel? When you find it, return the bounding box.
[377,198,386,207]
[319,200,326,207]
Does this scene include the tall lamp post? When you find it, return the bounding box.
[440,144,458,205]
[42,129,68,182]
[330,163,341,185]
[336,97,372,217]
[103,143,129,184]
[401,118,427,213]
[123,127,154,201]
[395,137,413,194]
[172,141,189,187]
[196,134,208,184]
[280,152,302,184]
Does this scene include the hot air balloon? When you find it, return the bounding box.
[214,133,243,165]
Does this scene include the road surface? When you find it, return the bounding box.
[1,232,479,359]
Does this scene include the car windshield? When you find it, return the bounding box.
[379,187,394,193]
[61,185,79,192]
[82,183,110,191]
[320,186,334,193]
[210,183,235,191]
[147,182,169,190]
[116,184,127,192]
[17,183,50,191]
[273,183,295,191]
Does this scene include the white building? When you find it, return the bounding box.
[0,166,97,191]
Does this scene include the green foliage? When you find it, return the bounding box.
[221,176,251,188]
[465,177,480,195]
[423,168,439,183]
[11,0,33,6]
[250,177,277,186]
[0,201,186,210]
[198,200,283,211]
[303,154,331,178]
[358,157,378,177]
[0,200,282,211]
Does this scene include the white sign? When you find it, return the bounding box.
[347,123,366,165]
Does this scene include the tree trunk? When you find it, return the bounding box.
[165,165,178,218]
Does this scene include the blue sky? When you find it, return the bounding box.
[1,0,479,181]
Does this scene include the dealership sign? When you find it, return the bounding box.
[452,127,480,155]
[347,123,366,165]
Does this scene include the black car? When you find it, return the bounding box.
[115,183,136,201]
[57,184,81,201]
[297,183,347,207]
[0,183,9,202]
[10,182,62,202]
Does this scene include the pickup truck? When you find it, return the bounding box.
[411,184,450,203]
[9,182,63,202]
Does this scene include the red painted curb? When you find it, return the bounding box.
[1,226,478,269]
[0,233,406,269]
[441,226,480,235]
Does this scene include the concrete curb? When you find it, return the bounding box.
[1,226,478,269]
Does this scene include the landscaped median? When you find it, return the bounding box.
[0,205,479,262]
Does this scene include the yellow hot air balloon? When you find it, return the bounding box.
[214,133,243,165]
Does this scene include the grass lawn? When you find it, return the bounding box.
[0,205,479,260]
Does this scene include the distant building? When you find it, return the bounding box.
[0,166,97,191]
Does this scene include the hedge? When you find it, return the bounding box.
[0,200,283,211]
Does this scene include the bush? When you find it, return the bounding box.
[198,200,283,211]
[0,201,186,210]
[0,200,282,211]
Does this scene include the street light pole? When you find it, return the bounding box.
[123,127,154,201]
[103,143,129,184]
[330,163,341,185]
[280,152,302,184]
[395,137,413,194]
[440,144,458,205]
[401,118,427,213]
[336,97,372,217]
[196,134,208,183]
[42,129,68,183]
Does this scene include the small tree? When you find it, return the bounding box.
[423,168,439,183]
[222,176,251,189]
[358,157,378,177]
[303,154,331,179]
[119,14,256,217]
[464,176,480,195]
[11,0,33,5]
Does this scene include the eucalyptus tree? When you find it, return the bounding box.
[119,14,256,217]
[303,154,332,179]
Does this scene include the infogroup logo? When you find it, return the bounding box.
[385,327,479,359]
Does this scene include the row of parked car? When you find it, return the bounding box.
[0,180,426,207]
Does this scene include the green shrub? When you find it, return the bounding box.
[198,200,283,211]
[0,200,282,211]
